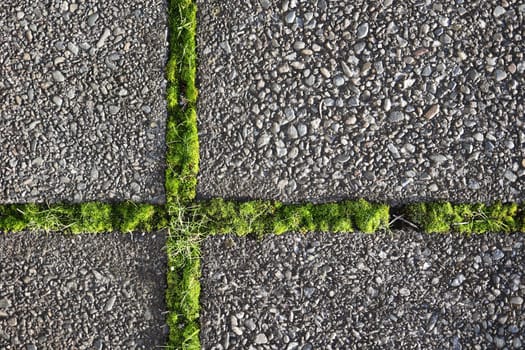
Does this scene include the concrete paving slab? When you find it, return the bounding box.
[196,0,525,203]
[0,231,168,349]
[0,0,167,203]
[201,231,525,349]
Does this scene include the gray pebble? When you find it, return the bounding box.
[255,333,268,344]
[389,111,404,123]
[87,13,99,26]
[52,70,65,82]
[356,22,369,39]
[493,6,506,18]
[495,69,507,81]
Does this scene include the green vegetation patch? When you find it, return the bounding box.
[198,198,389,237]
[165,0,199,207]
[0,202,164,234]
[406,202,525,234]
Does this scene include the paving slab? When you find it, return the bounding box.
[196,0,525,203]
[0,0,167,204]
[201,231,525,349]
[0,231,168,349]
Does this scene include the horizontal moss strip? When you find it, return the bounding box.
[0,202,165,234]
[197,198,390,236]
[405,202,525,234]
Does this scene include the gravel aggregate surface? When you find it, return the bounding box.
[0,0,167,204]
[201,231,525,349]
[0,231,168,349]
[196,0,525,203]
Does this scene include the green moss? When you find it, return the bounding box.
[70,202,113,234]
[345,199,389,233]
[407,202,523,234]
[0,204,28,232]
[115,203,156,233]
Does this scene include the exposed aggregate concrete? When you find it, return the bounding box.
[196,0,525,204]
[0,0,167,203]
[0,231,168,349]
[201,231,525,349]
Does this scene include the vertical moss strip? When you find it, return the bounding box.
[165,0,201,348]
[166,0,199,206]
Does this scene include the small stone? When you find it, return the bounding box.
[399,287,411,296]
[93,339,103,350]
[451,274,465,287]
[293,41,305,50]
[389,111,404,123]
[508,63,517,74]
[335,154,351,163]
[232,326,243,336]
[387,143,400,158]
[320,67,331,78]
[97,28,111,48]
[7,317,17,327]
[88,13,99,26]
[473,133,484,142]
[287,342,299,350]
[361,62,372,75]
[26,346,37,350]
[493,6,506,18]
[504,170,517,182]
[52,71,65,82]
[0,311,8,319]
[430,154,447,164]
[52,96,63,107]
[494,337,505,349]
[0,295,11,308]
[383,98,392,112]
[421,66,432,76]
[109,105,120,115]
[495,69,507,81]
[291,61,305,70]
[333,76,345,87]
[357,22,369,39]
[260,0,270,9]
[287,125,298,139]
[278,64,290,74]
[424,104,440,120]
[255,333,268,344]
[510,296,523,305]
[104,295,116,312]
[297,123,307,137]
[67,42,79,55]
[341,61,352,77]
[244,319,256,331]
[257,134,270,148]
[285,11,296,24]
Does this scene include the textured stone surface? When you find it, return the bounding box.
[196,0,525,203]
[0,0,167,203]
[201,231,525,349]
[0,231,168,348]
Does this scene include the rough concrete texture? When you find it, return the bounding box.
[0,231,168,349]
[196,0,525,204]
[201,231,525,349]
[0,0,167,204]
